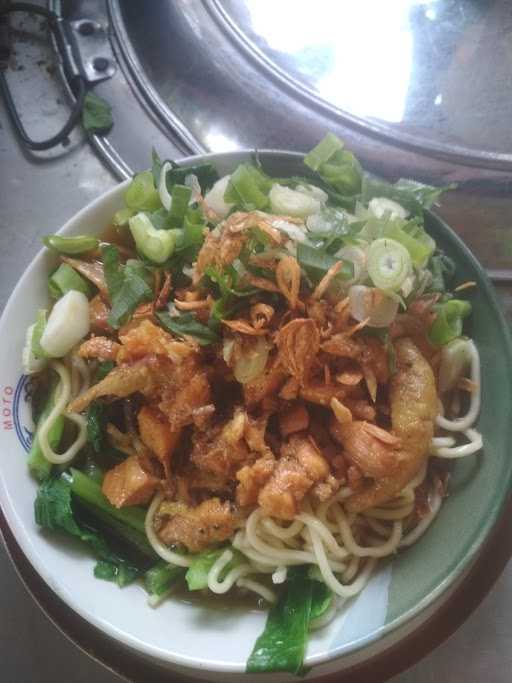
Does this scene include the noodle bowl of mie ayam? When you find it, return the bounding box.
[0,136,510,677]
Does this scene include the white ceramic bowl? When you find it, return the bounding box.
[1,151,511,680]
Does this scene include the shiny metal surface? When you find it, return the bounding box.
[1,1,512,682]
[211,0,512,169]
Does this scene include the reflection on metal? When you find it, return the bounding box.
[88,135,132,180]
[207,0,512,170]
[107,0,204,156]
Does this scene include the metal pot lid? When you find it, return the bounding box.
[108,0,512,171]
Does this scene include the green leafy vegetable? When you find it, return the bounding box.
[156,311,219,346]
[27,376,64,481]
[247,566,313,675]
[393,178,456,210]
[129,213,177,264]
[428,299,472,346]
[224,163,271,210]
[185,548,243,591]
[31,310,48,360]
[359,215,435,268]
[307,207,361,252]
[125,170,161,212]
[202,265,257,328]
[428,252,456,293]
[86,402,106,453]
[102,244,124,299]
[77,498,154,559]
[48,263,93,299]
[34,476,144,586]
[43,235,99,255]
[147,208,173,231]
[94,560,140,586]
[95,360,115,381]
[151,148,163,187]
[297,243,353,283]
[168,185,192,228]
[82,456,104,484]
[113,207,135,227]
[305,134,361,196]
[102,245,153,328]
[179,207,206,250]
[361,175,455,217]
[109,278,154,328]
[82,92,113,134]
[145,561,185,597]
[309,581,333,621]
[204,265,258,300]
[69,468,147,535]
[304,132,344,171]
[367,238,412,291]
[163,161,218,193]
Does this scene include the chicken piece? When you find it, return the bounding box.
[159,369,211,431]
[244,358,287,406]
[345,338,437,512]
[279,402,309,437]
[106,423,137,457]
[336,365,364,386]
[330,419,401,479]
[300,382,346,406]
[347,465,364,491]
[236,456,275,507]
[322,334,362,359]
[276,318,320,386]
[157,498,237,552]
[360,336,389,385]
[289,436,330,481]
[102,455,158,508]
[117,304,155,337]
[117,319,195,365]
[137,405,181,464]
[244,413,271,455]
[311,475,340,502]
[89,295,113,334]
[67,356,159,413]
[195,211,283,277]
[258,436,331,520]
[344,398,376,422]
[309,416,340,461]
[279,376,300,400]
[79,337,120,361]
[258,457,312,520]
[190,409,251,479]
[191,404,216,430]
